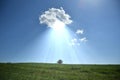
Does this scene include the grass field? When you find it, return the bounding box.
[0,63,120,80]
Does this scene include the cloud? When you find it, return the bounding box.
[69,37,87,46]
[69,38,81,46]
[76,29,84,34]
[79,37,87,42]
[69,29,87,46]
[39,7,72,28]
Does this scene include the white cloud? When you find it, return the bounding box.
[79,37,87,42]
[69,38,81,46]
[76,29,84,34]
[69,37,88,46]
[39,7,72,28]
[69,29,87,46]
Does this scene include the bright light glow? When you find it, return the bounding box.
[22,26,89,64]
[80,0,104,7]
[51,20,65,30]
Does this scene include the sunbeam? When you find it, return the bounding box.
[39,26,81,64]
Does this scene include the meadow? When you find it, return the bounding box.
[0,63,120,80]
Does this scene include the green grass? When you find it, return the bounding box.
[0,63,120,80]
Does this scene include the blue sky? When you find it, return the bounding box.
[0,0,120,64]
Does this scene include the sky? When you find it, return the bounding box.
[0,0,120,64]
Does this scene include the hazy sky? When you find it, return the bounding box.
[0,0,120,64]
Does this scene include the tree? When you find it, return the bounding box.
[57,59,63,64]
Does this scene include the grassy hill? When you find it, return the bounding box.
[0,63,120,80]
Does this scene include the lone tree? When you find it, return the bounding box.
[57,59,63,64]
